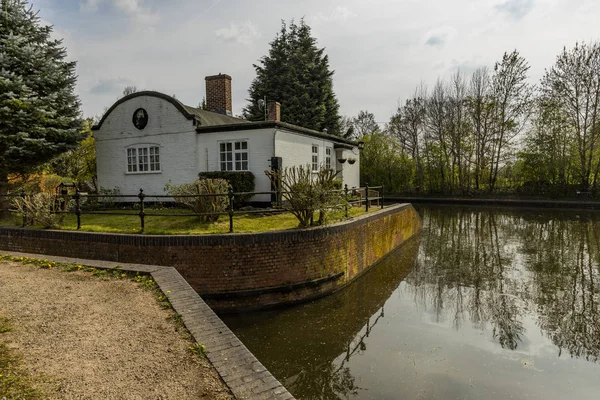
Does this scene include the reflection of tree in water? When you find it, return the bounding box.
[223,238,420,400]
[285,307,385,400]
[407,207,525,350]
[410,206,600,359]
[518,215,600,361]
[287,362,358,400]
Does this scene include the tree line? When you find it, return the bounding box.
[358,42,600,196]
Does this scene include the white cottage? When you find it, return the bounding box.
[92,74,360,203]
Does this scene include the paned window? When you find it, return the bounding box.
[325,147,332,170]
[312,145,319,172]
[220,141,248,171]
[127,146,160,173]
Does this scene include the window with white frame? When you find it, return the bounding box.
[127,145,160,173]
[220,140,248,171]
[312,145,319,172]
[325,147,332,170]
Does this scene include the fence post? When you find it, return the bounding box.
[138,188,145,233]
[20,190,26,228]
[228,187,234,233]
[344,184,349,219]
[365,183,370,212]
[381,184,384,209]
[74,188,81,230]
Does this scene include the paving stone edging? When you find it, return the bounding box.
[1,251,294,400]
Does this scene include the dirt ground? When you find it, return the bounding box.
[0,261,233,400]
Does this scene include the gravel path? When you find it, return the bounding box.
[0,260,233,400]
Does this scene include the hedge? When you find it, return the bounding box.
[198,171,256,204]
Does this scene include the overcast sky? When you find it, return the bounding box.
[34,0,599,123]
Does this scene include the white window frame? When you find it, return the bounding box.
[220,140,249,171]
[325,147,332,170]
[126,145,161,173]
[312,145,319,172]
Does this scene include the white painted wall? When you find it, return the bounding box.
[335,148,361,189]
[196,128,275,202]
[95,96,198,198]
[275,129,360,189]
[95,95,360,204]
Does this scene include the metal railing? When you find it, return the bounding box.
[0,185,384,233]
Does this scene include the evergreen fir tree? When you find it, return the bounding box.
[0,0,82,205]
[243,20,341,135]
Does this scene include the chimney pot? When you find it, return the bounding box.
[205,74,232,116]
[267,101,281,122]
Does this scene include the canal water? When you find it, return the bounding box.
[222,205,600,400]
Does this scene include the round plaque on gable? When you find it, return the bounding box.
[132,108,148,130]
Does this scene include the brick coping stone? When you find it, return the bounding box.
[1,251,294,400]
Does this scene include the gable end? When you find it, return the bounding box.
[92,91,197,131]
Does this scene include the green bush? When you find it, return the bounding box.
[165,179,228,222]
[198,171,255,204]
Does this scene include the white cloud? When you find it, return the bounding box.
[79,0,158,26]
[80,0,102,12]
[311,6,357,24]
[114,0,142,13]
[215,21,260,45]
[90,77,137,95]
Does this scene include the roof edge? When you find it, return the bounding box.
[196,120,358,146]
[91,91,196,131]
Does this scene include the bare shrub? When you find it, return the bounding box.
[165,179,228,222]
[13,193,70,228]
[265,166,342,228]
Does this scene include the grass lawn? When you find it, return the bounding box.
[0,207,371,235]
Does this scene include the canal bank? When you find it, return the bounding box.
[387,196,600,210]
[0,203,422,312]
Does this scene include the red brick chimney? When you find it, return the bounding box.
[267,101,280,122]
[205,74,232,116]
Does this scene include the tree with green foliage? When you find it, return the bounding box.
[541,41,600,189]
[243,19,341,135]
[50,119,97,192]
[0,0,82,213]
[488,50,533,191]
[360,132,414,193]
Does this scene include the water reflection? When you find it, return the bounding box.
[223,206,600,399]
[411,206,600,360]
[223,238,421,399]
[409,208,526,350]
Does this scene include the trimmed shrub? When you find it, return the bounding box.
[165,179,228,222]
[198,171,255,204]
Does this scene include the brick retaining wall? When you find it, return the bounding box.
[0,204,421,312]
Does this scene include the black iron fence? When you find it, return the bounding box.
[0,185,384,233]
